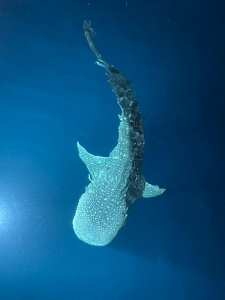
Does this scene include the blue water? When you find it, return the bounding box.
[0,0,224,299]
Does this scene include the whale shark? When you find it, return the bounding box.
[72,21,165,246]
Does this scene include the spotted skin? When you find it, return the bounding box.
[72,21,165,246]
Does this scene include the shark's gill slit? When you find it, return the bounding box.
[72,21,165,246]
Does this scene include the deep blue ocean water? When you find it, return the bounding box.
[0,0,224,299]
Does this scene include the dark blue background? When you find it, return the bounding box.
[0,0,224,299]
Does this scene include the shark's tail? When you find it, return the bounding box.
[83,20,145,208]
[83,20,144,145]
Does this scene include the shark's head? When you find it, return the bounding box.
[73,186,127,246]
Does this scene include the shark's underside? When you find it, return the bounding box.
[72,21,165,246]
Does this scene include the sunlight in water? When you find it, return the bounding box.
[0,200,10,228]
[0,204,7,224]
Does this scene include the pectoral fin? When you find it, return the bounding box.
[77,142,108,180]
[142,181,166,198]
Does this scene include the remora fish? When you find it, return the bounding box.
[73,21,165,246]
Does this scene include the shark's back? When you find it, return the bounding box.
[73,21,165,246]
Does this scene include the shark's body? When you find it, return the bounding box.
[73,21,165,246]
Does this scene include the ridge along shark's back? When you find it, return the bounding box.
[72,21,165,246]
